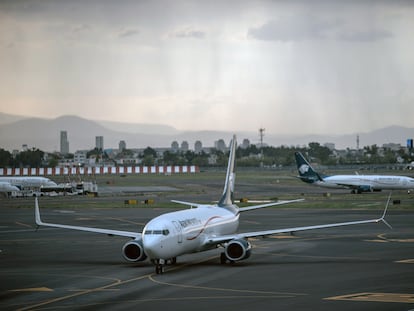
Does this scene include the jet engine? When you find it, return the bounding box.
[122,240,147,262]
[224,239,251,262]
[355,185,373,193]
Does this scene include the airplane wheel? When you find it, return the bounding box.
[220,252,227,264]
[155,264,164,274]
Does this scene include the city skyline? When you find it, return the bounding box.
[0,112,413,153]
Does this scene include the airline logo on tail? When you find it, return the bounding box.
[298,164,310,175]
[294,152,324,184]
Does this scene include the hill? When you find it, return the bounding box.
[0,113,412,152]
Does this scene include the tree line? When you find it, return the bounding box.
[0,142,411,168]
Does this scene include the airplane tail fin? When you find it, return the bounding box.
[218,135,237,207]
[294,152,324,183]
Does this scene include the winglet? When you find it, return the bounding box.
[379,192,392,229]
[35,197,43,226]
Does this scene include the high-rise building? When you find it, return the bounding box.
[96,136,104,151]
[181,141,189,152]
[241,139,250,149]
[194,140,202,153]
[171,141,179,153]
[60,131,69,155]
[215,139,226,152]
[119,140,126,152]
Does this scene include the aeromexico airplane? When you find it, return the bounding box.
[35,136,390,274]
[295,152,414,194]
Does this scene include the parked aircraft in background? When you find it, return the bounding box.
[0,181,20,193]
[35,136,389,274]
[295,151,414,193]
[0,176,57,197]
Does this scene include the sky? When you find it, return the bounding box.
[0,0,413,136]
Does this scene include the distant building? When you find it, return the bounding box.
[181,141,189,152]
[194,141,202,153]
[119,140,126,152]
[383,143,401,151]
[241,139,250,149]
[324,143,335,151]
[74,150,87,165]
[60,131,69,155]
[215,139,226,152]
[171,141,179,153]
[95,136,104,151]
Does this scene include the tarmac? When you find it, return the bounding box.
[1,201,413,310]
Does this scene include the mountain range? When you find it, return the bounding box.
[0,112,412,152]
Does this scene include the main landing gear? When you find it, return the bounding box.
[153,257,177,274]
[220,252,234,264]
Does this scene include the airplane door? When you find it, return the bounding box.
[172,221,183,243]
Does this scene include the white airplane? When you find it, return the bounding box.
[295,152,414,194]
[0,176,57,196]
[0,181,20,192]
[35,136,390,274]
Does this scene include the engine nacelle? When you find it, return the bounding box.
[224,239,251,262]
[356,185,373,193]
[122,240,147,262]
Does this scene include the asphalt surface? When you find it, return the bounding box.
[1,202,413,311]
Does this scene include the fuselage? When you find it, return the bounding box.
[319,175,414,190]
[142,205,239,260]
[0,182,20,192]
[0,177,57,188]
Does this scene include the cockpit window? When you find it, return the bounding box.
[144,229,170,236]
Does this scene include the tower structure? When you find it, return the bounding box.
[259,128,265,167]
[357,134,360,151]
[60,131,69,155]
[96,136,104,151]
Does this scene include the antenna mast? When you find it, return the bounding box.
[259,128,265,167]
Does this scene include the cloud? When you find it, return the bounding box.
[248,15,393,42]
[169,26,206,39]
[248,17,338,42]
[72,23,91,34]
[118,28,140,38]
[337,29,393,42]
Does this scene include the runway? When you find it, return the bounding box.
[1,204,413,311]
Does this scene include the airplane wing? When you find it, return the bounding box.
[205,196,391,245]
[35,198,141,239]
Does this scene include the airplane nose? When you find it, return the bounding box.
[143,236,163,259]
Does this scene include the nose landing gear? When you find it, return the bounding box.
[153,257,177,274]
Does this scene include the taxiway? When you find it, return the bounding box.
[1,204,413,310]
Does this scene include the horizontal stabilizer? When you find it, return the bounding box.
[171,200,206,208]
[238,199,304,212]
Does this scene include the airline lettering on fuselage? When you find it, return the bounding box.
[178,218,201,228]
[376,177,400,182]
